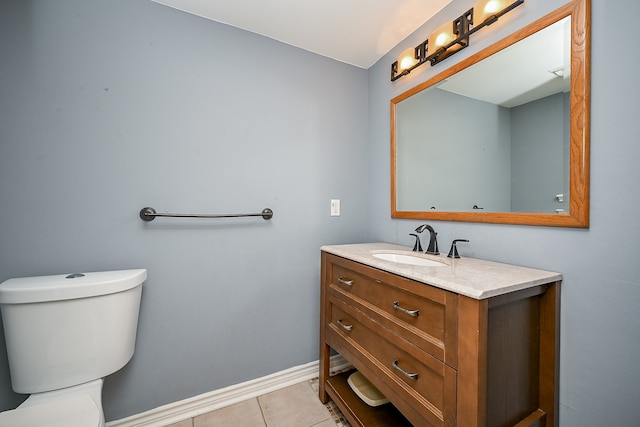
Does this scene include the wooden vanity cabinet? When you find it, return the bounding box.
[319,251,560,427]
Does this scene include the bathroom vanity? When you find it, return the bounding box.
[319,243,561,427]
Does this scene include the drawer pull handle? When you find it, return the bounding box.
[338,277,354,286]
[337,319,353,331]
[393,301,420,317]
[392,359,419,380]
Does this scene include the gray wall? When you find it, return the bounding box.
[368,0,640,425]
[2,0,640,426]
[0,0,369,421]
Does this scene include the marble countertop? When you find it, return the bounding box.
[321,242,562,300]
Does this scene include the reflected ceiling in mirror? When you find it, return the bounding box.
[391,0,590,227]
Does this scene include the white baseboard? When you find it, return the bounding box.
[106,355,351,427]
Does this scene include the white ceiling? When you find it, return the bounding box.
[151,0,452,69]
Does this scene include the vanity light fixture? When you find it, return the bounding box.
[427,10,473,65]
[390,0,524,81]
[474,0,522,26]
[396,47,419,74]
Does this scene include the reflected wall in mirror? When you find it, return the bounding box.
[391,0,590,227]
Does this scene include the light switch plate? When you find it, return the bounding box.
[331,199,340,216]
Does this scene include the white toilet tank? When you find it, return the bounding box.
[0,269,146,394]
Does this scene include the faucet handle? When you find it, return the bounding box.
[447,239,469,259]
[410,233,423,252]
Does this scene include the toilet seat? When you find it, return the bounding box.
[0,394,100,427]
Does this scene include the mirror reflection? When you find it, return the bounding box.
[396,17,571,213]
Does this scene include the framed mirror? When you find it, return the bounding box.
[391,0,590,227]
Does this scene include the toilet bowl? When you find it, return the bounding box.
[0,389,100,427]
[0,269,146,427]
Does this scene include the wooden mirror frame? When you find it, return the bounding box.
[391,0,590,227]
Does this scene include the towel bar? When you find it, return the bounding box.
[139,207,273,221]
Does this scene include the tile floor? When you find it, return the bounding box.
[164,379,351,427]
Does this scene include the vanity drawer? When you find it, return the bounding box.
[327,254,457,366]
[327,298,457,427]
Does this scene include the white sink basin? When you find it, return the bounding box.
[372,253,446,267]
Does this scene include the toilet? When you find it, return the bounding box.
[0,269,146,427]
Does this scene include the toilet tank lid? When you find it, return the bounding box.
[0,269,146,304]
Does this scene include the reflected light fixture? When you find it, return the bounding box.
[391,0,524,81]
[549,66,565,77]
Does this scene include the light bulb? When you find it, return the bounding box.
[397,47,418,72]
